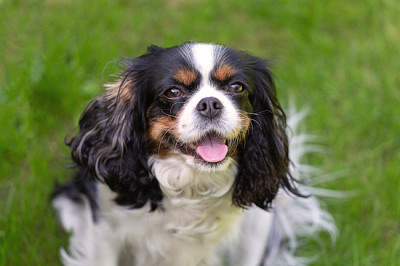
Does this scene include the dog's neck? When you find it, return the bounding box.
[149,154,238,201]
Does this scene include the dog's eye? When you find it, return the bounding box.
[230,83,244,93]
[165,87,183,98]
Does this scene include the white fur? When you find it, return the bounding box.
[52,195,119,266]
[191,43,214,84]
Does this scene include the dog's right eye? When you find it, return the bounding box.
[165,87,183,98]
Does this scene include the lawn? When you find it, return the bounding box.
[1,0,399,265]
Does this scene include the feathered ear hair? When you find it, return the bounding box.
[68,48,163,210]
[233,56,302,210]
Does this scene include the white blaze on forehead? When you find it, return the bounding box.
[191,43,215,86]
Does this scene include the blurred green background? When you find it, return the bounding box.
[1,0,399,265]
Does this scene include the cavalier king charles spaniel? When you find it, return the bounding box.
[53,42,335,266]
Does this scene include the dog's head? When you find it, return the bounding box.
[69,43,299,210]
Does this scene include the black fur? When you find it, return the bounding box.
[233,55,302,210]
[67,50,163,211]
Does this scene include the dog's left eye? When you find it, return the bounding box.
[165,87,183,98]
[230,83,244,93]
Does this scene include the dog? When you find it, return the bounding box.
[52,42,335,266]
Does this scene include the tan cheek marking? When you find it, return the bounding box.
[229,114,251,160]
[149,117,177,142]
[214,65,236,81]
[148,117,176,159]
[148,109,183,144]
[240,113,251,137]
[174,69,197,86]
[147,105,188,159]
[157,149,173,158]
[231,147,239,160]
[241,114,251,130]
[225,113,251,140]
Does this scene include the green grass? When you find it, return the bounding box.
[1,0,399,265]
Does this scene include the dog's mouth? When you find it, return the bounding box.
[176,132,230,164]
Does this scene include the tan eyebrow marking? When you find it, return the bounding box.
[174,68,197,86]
[214,65,237,81]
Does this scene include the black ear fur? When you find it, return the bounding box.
[68,52,163,210]
[233,56,302,210]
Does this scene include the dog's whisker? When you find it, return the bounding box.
[158,123,179,154]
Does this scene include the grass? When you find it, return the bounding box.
[1,0,399,265]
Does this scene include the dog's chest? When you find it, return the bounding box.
[123,195,241,243]
[161,195,242,241]
[100,184,243,265]
[126,198,241,266]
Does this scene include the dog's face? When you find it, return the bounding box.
[69,43,299,210]
[146,44,252,171]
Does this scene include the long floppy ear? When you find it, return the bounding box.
[68,51,163,210]
[233,56,302,210]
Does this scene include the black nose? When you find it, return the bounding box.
[196,97,223,119]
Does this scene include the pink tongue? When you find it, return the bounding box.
[195,134,228,163]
